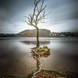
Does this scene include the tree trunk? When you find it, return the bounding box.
[36,27,39,47]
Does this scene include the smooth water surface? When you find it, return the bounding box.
[0,37,78,76]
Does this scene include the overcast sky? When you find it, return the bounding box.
[0,0,78,33]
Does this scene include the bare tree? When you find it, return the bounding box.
[26,0,47,47]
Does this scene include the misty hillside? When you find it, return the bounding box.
[18,29,51,37]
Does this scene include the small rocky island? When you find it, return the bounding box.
[32,46,50,57]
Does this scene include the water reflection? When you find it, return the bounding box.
[0,37,78,77]
[22,40,50,45]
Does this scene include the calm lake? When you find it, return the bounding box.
[0,37,78,76]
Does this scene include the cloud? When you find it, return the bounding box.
[0,0,78,33]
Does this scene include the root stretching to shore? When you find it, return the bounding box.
[31,46,50,78]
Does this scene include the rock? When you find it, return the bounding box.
[31,46,50,57]
[26,70,66,78]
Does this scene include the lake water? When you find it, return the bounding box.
[0,37,78,76]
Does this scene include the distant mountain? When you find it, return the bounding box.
[0,30,78,37]
[18,29,51,37]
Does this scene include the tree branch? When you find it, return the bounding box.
[26,0,47,27]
